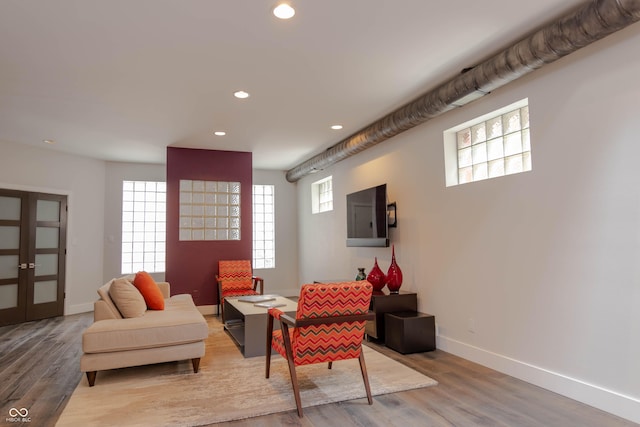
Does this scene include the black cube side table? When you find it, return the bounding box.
[365,291,417,341]
[384,311,436,354]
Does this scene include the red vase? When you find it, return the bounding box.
[366,257,386,291]
[386,245,403,293]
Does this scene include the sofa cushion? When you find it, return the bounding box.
[83,296,207,354]
[97,280,123,319]
[109,278,146,318]
[133,271,165,310]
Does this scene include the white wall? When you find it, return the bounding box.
[296,24,640,423]
[0,141,106,315]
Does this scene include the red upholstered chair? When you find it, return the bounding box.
[265,281,374,417]
[216,260,264,321]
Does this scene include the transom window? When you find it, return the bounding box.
[253,185,275,269]
[444,99,531,186]
[121,181,166,274]
[311,176,333,213]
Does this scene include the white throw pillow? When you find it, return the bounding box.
[109,278,147,318]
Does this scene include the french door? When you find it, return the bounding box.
[0,189,67,326]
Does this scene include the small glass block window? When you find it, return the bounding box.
[452,102,531,185]
[312,176,333,214]
[253,185,275,269]
[179,180,241,241]
[122,181,166,274]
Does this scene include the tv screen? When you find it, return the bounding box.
[346,184,389,247]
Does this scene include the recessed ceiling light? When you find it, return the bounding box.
[331,125,343,130]
[233,90,250,99]
[43,139,56,144]
[273,3,295,19]
[214,131,226,136]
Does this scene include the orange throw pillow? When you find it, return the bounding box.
[133,271,165,310]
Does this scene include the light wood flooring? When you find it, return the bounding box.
[0,313,636,427]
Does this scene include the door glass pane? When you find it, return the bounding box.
[34,280,57,304]
[0,284,18,309]
[0,196,21,220]
[0,226,20,250]
[36,200,60,222]
[0,255,19,279]
[36,227,59,249]
[35,254,58,276]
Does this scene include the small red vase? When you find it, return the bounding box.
[366,257,386,291]
[386,245,403,293]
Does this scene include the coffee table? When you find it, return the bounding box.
[223,295,298,357]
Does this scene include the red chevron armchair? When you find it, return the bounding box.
[266,281,374,417]
[216,260,264,321]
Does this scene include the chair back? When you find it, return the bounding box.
[292,281,372,365]
[218,260,254,293]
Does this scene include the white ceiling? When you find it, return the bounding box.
[0,0,585,170]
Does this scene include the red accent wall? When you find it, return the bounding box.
[166,147,252,305]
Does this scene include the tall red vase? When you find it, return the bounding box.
[366,257,386,291]
[386,245,403,293]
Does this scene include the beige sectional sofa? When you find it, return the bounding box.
[81,277,209,386]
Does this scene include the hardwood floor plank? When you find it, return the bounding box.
[0,313,90,427]
[0,317,61,372]
[0,312,636,427]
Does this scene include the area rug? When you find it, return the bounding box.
[56,317,437,426]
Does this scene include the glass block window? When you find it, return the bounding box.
[311,176,333,214]
[253,185,275,269]
[179,180,241,241]
[444,99,531,186]
[121,181,166,274]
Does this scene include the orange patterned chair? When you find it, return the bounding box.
[216,260,264,321]
[265,281,374,417]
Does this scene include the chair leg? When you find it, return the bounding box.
[358,350,373,405]
[282,324,303,417]
[266,315,274,378]
[328,361,332,369]
[217,280,226,322]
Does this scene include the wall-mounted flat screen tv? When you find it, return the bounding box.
[346,183,389,247]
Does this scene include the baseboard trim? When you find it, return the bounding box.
[65,302,93,315]
[197,305,217,316]
[436,335,640,424]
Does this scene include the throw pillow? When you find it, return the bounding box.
[108,278,147,318]
[133,271,165,310]
[97,280,124,319]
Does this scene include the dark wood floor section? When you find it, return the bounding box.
[0,313,635,427]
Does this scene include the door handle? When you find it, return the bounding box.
[19,263,38,269]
